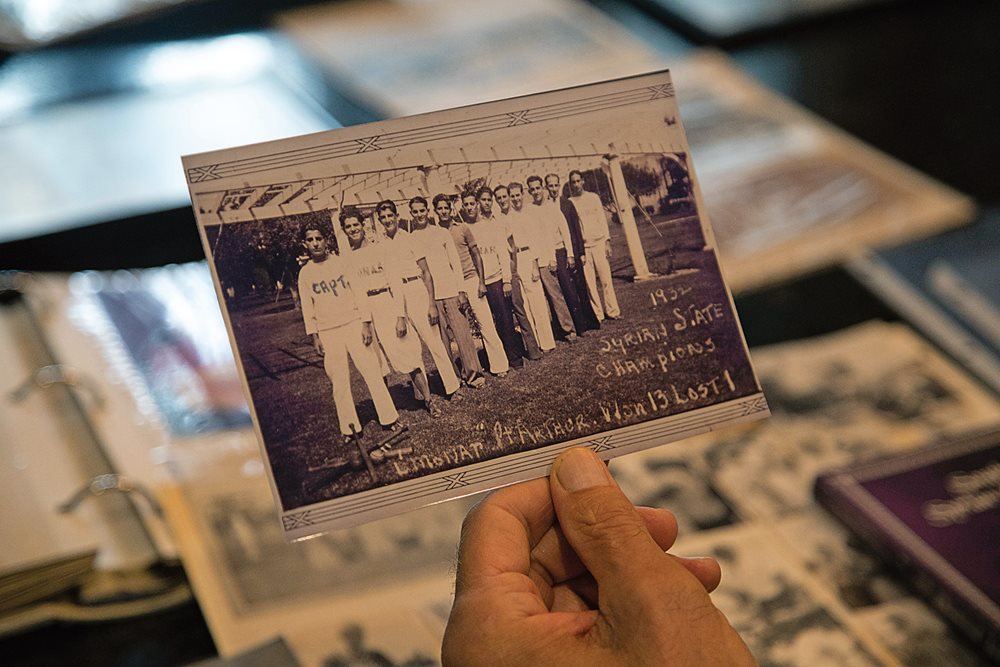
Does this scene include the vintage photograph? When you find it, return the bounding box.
[287,611,445,667]
[673,523,884,666]
[183,474,470,613]
[855,599,993,667]
[277,0,674,117]
[691,321,1000,520]
[773,508,904,610]
[183,71,767,538]
[611,446,740,533]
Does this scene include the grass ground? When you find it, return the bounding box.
[227,213,757,509]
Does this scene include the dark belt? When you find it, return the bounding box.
[367,287,390,296]
[516,246,531,253]
[402,275,421,283]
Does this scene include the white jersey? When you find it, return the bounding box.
[531,199,573,264]
[345,241,404,319]
[383,229,424,283]
[298,254,366,334]
[467,215,511,284]
[569,190,609,247]
[413,224,464,300]
[506,206,541,267]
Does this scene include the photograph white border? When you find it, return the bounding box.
[184,71,768,539]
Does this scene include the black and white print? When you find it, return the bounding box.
[184,71,766,538]
[673,524,884,667]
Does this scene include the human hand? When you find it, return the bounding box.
[605,241,612,260]
[478,282,487,299]
[428,305,440,326]
[568,256,576,269]
[396,316,408,338]
[443,447,754,666]
[361,322,373,346]
[503,282,512,297]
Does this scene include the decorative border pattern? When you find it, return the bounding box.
[281,393,766,534]
[187,83,675,183]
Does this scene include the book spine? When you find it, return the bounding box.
[814,475,1000,662]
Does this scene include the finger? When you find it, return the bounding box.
[671,555,722,593]
[547,556,721,616]
[528,506,678,588]
[529,509,721,593]
[550,579,595,614]
[549,448,696,594]
[454,478,553,596]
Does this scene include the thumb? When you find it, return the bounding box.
[550,447,676,589]
[550,448,756,665]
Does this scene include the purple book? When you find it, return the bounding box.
[815,428,1000,662]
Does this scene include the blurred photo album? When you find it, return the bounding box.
[816,427,1000,661]
[849,218,1000,395]
[635,0,899,41]
[182,70,769,539]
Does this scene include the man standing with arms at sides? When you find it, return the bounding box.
[505,181,555,356]
[462,188,523,371]
[440,194,508,379]
[565,169,621,321]
[376,200,463,412]
[298,221,400,441]
[527,175,577,342]
[545,172,599,334]
[410,196,486,389]
[340,208,439,418]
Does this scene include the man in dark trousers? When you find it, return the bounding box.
[546,172,600,334]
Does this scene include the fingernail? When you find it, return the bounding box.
[555,448,611,491]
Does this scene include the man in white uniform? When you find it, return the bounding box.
[411,195,486,388]
[545,172,598,334]
[567,169,621,321]
[340,208,439,417]
[444,194,509,377]
[505,182,555,354]
[526,175,577,341]
[298,222,400,440]
[463,188,524,370]
[376,200,462,413]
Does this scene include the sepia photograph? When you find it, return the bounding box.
[183,71,767,538]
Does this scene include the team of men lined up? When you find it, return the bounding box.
[298,171,622,443]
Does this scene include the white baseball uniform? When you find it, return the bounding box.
[448,221,509,375]
[346,240,424,374]
[506,206,556,351]
[298,253,398,435]
[569,190,620,320]
[385,229,461,395]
